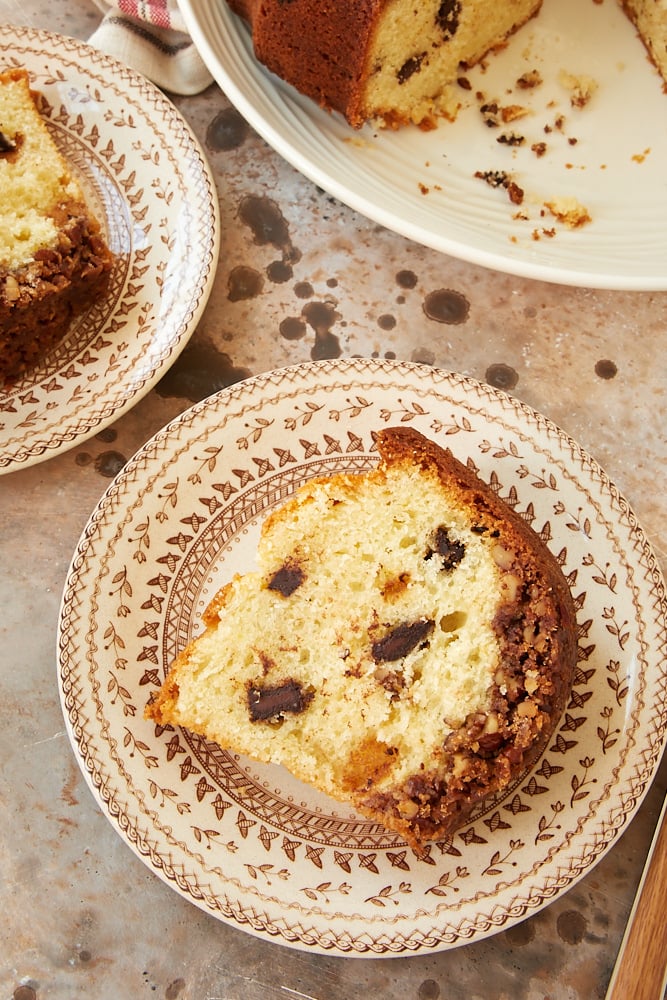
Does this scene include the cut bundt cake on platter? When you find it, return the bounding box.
[225,0,667,129]
[146,427,577,850]
[227,0,543,128]
[0,67,114,384]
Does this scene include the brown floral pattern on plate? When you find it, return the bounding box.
[58,359,667,956]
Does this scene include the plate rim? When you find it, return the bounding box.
[0,23,221,474]
[57,358,667,956]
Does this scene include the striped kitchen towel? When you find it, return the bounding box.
[88,1,213,95]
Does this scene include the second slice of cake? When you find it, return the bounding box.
[0,68,114,383]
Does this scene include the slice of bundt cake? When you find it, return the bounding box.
[146,427,577,850]
[0,68,114,383]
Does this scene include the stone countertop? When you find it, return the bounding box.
[1,3,666,999]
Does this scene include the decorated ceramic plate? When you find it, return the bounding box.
[58,359,667,956]
[180,0,667,290]
[0,26,219,473]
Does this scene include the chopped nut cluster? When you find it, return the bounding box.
[474,169,525,205]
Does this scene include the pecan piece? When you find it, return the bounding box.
[476,732,504,756]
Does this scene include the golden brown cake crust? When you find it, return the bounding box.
[228,0,382,127]
[147,427,577,850]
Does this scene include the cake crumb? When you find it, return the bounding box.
[501,103,530,123]
[544,196,592,228]
[558,70,598,108]
[497,132,525,147]
[531,227,557,240]
[516,69,543,89]
[474,170,524,205]
[479,100,530,128]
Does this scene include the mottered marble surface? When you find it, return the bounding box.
[0,2,666,998]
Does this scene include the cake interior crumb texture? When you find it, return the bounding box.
[0,68,113,383]
[363,0,541,127]
[147,428,577,848]
[0,70,81,269]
